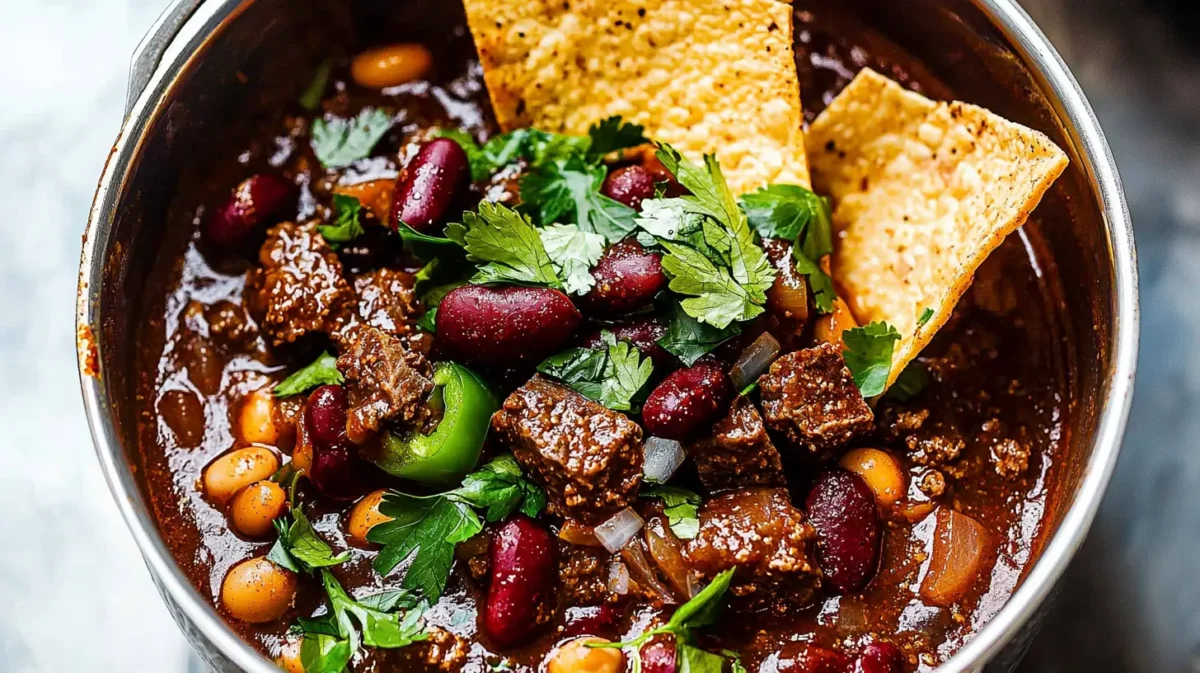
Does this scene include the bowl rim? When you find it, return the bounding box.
[76,0,1138,670]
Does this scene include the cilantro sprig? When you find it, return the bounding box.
[318,193,366,249]
[274,352,343,398]
[539,224,606,295]
[642,486,701,540]
[537,331,655,412]
[445,202,563,289]
[590,568,737,673]
[368,456,546,600]
[521,156,638,243]
[267,508,351,574]
[739,183,837,314]
[656,304,740,367]
[842,320,901,397]
[311,108,394,169]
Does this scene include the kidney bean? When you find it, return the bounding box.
[804,469,881,593]
[640,637,677,673]
[775,643,853,673]
[484,516,555,648]
[390,138,470,233]
[308,439,368,501]
[581,317,674,369]
[436,285,581,365]
[207,173,296,249]
[642,364,732,440]
[602,165,656,210]
[560,604,622,639]
[305,385,348,447]
[579,240,667,316]
[854,642,904,673]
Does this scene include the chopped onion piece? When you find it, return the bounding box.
[643,437,685,484]
[607,560,630,595]
[730,332,782,390]
[594,507,645,553]
[921,508,988,606]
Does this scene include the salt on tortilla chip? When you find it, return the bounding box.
[462,0,809,193]
[805,68,1068,387]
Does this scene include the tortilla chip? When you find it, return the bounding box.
[463,0,809,193]
[805,68,1068,387]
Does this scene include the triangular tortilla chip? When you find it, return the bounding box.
[805,68,1068,386]
[463,0,809,193]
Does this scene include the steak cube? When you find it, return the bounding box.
[491,376,643,524]
[759,343,874,452]
[337,326,433,444]
[690,396,786,491]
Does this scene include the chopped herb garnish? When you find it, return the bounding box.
[538,331,655,412]
[917,307,934,327]
[520,156,638,243]
[635,197,707,243]
[586,116,649,159]
[298,58,334,112]
[396,221,461,261]
[267,508,351,574]
[885,360,930,402]
[311,108,394,169]
[430,128,493,182]
[842,320,901,398]
[792,246,836,314]
[445,202,562,289]
[738,183,837,314]
[539,223,606,295]
[274,352,343,398]
[657,304,741,367]
[642,486,701,540]
[317,193,365,249]
[368,456,546,600]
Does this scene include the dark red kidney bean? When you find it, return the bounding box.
[579,240,667,316]
[854,642,904,673]
[602,165,656,210]
[484,516,555,648]
[308,440,367,501]
[560,604,621,639]
[640,637,677,673]
[207,173,296,248]
[305,385,348,448]
[804,469,881,593]
[390,138,470,233]
[775,643,853,673]
[436,285,581,365]
[642,364,732,440]
[581,317,674,369]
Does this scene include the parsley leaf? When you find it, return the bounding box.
[274,352,344,397]
[481,127,590,169]
[311,108,394,169]
[642,486,701,540]
[299,58,333,112]
[657,305,740,367]
[740,184,831,244]
[659,240,763,329]
[369,458,546,600]
[540,224,605,295]
[679,644,726,673]
[318,193,366,249]
[587,116,649,159]
[520,156,638,243]
[269,508,351,573]
[445,202,562,289]
[885,361,930,402]
[917,307,934,327]
[842,321,901,397]
[538,331,654,412]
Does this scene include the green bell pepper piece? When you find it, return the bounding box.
[376,362,498,486]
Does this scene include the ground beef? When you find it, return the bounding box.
[685,488,820,603]
[556,541,613,607]
[245,221,353,346]
[758,344,874,453]
[491,376,643,524]
[421,628,469,672]
[991,438,1030,478]
[689,396,786,492]
[876,405,965,468]
[336,326,433,444]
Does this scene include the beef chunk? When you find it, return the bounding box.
[759,344,874,452]
[491,376,643,524]
[690,396,786,491]
[336,326,433,444]
[556,541,613,607]
[685,488,820,601]
[245,221,352,346]
[331,268,421,348]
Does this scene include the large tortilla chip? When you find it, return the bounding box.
[463,0,809,193]
[806,68,1068,387]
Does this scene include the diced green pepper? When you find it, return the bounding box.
[376,362,498,486]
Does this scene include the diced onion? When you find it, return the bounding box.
[607,560,630,595]
[643,437,685,484]
[921,508,988,606]
[558,520,603,547]
[730,332,782,390]
[594,507,645,553]
[621,541,676,603]
[645,521,693,600]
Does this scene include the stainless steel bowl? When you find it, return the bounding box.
[76,0,1138,670]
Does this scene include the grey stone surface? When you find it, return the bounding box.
[0,0,1193,671]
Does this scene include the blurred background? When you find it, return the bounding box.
[0,0,1196,670]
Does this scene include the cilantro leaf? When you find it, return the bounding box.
[587,116,648,159]
[655,146,743,236]
[318,194,366,249]
[642,486,701,540]
[451,455,547,521]
[842,321,901,397]
[274,352,344,397]
[740,184,831,244]
[430,128,492,182]
[792,246,836,314]
[722,650,748,673]
[659,240,763,329]
[520,157,638,243]
[299,58,333,112]
[540,224,605,295]
[885,360,930,402]
[369,494,483,600]
[635,198,707,243]
[657,304,740,367]
[299,628,353,673]
[917,307,934,327]
[679,644,726,673]
[538,331,654,411]
[481,128,590,170]
[445,202,562,289]
[396,221,461,261]
[311,108,394,169]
